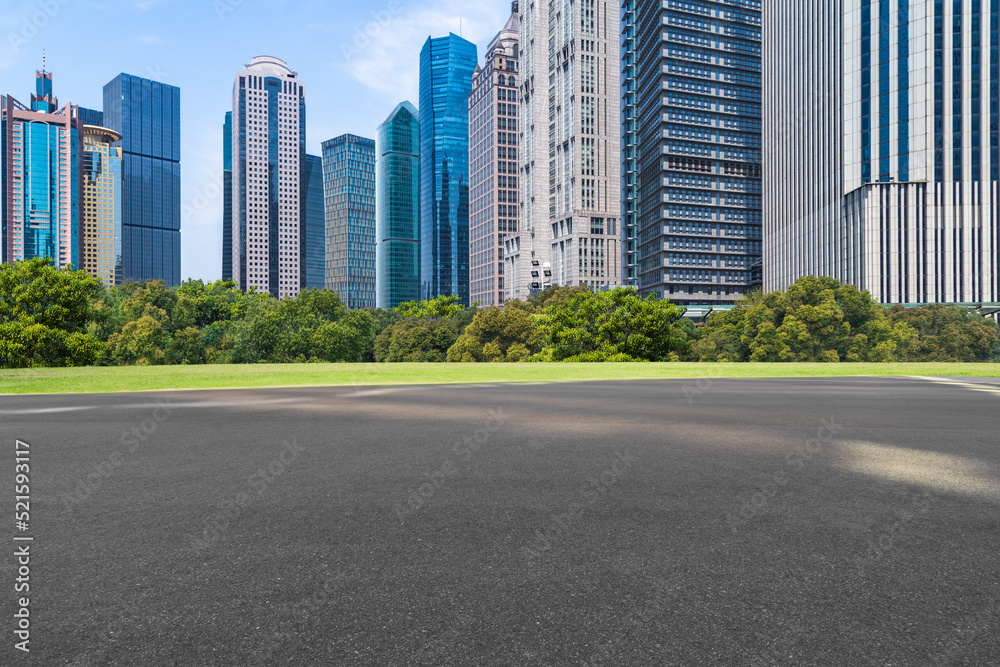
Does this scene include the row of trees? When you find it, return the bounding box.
[1,259,997,368]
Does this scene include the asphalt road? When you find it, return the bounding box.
[1,376,999,666]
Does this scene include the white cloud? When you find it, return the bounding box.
[338,0,508,104]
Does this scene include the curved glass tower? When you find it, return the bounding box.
[376,101,421,309]
[765,0,1000,303]
[418,34,478,304]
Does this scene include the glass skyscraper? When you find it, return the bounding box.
[80,125,123,286]
[322,134,376,309]
[300,153,325,291]
[376,101,421,309]
[627,1,762,306]
[418,34,478,304]
[222,111,233,282]
[103,73,181,285]
[765,0,1000,303]
[1,69,81,270]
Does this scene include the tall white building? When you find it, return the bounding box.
[231,56,305,299]
[506,0,621,299]
[765,1,1000,303]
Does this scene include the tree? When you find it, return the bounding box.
[374,319,461,362]
[0,259,106,368]
[888,304,999,361]
[394,295,471,319]
[537,287,689,362]
[447,301,545,362]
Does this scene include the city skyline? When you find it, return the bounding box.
[0,0,512,283]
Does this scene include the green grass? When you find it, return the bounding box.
[1,362,999,395]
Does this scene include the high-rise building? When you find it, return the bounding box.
[627,1,762,305]
[322,134,376,309]
[620,2,638,288]
[507,0,621,299]
[80,125,123,285]
[469,3,520,308]
[222,111,233,282]
[230,56,305,299]
[102,73,181,285]
[376,101,421,309]
[419,34,478,304]
[1,69,81,269]
[300,153,325,291]
[78,107,104,127]
[765,1,1000,304]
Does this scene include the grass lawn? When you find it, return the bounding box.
[1,362,999,395]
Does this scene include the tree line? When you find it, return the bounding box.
[1,259,997,368]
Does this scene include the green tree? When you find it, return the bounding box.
[537,287,689,361]
[0,258,106,368]
[374,319,461,362]
[447,301,545,362]
[394,294,471,319]
[888,304,999,361]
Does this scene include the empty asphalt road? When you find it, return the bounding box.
[1,376,999,666]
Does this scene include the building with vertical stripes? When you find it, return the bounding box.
[764,0,1000,303]
[626,0,762,306]
[80,125,123,286]
[230,56,304,299]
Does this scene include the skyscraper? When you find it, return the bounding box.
[300,153,325,291]
[222,111,233,282]
[419,34,478,304]
[469,3,520,307]
[102,73,181,285]
[1,69,81,269]
[230,56,305,299]
[508,0,621,299]
[620,1,638,288]
[80,125,123,285]
[322,134,376,309]
[627,1,762,305]
[376,101,421,309]
[765,1,999,304]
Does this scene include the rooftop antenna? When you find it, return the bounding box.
[42,49,45,75]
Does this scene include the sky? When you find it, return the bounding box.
[0,0,511,282]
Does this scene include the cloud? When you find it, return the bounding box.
[132,34,164,44]
[338,0,507,103]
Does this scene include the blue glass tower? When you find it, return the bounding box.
[102,73,181,285]
[300,153,325,291]
[376,101,421,309]
[418,34,478,304]
[322,135,376,309]
[222,111,232,282]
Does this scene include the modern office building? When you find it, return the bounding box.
[300,153,325,291]
[222,112,233,282]
[78,107,104,127]
[765,0,1000,304]
[627,1,762,306]
[376,101,421,309]
[80,125,123,285]
[1,69,81,269]
[507,0,621,300]
[322,134,376,308]
[419,34,478,304]
[620,2,639,288]
[469,4,520,307]
[230,56,305,299]
[102,73,181,285]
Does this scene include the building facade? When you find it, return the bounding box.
[102,73,180,285]
[764,0,1000,303]
[508,0,621,300]
[1,69,81,269]
[230,56,305,299]
[469,4,520,307]
[620,1,639,288]
[322,134,376,309]
[419,34,479,304]
[376,101,421,309]
[222,111,233,282]
[628,1,762,306]
[80,125,123,285]
[301,153,325,292]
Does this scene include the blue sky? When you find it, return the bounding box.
[0,0,509,281]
